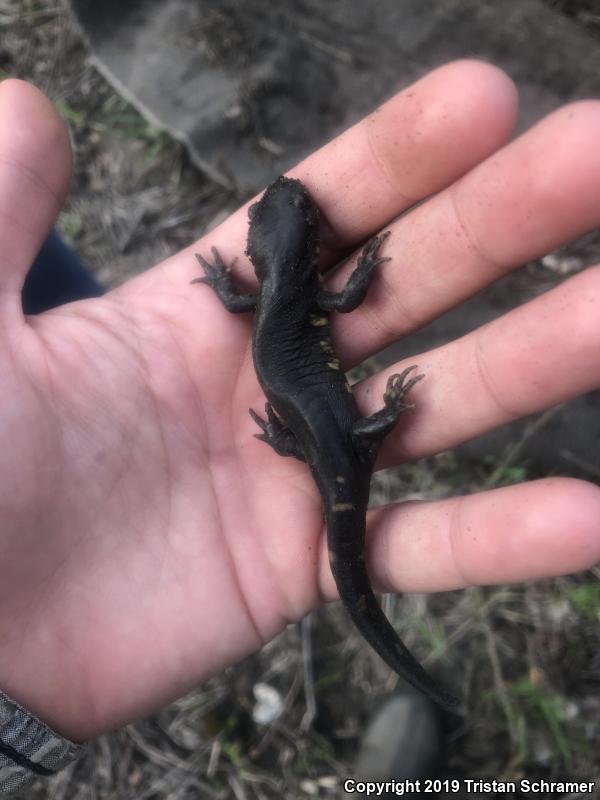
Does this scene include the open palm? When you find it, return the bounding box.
[1,61,600,743]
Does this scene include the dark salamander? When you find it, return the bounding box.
[194,175,458,710]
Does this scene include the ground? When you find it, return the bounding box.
[1,1,600,798]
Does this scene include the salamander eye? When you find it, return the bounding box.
[290,191,310,210]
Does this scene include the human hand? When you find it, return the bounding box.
[0,61,599,742]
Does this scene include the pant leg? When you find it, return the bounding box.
[22,231,104,314]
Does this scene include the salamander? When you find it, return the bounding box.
[193,175,458,710]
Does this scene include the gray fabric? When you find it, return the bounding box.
[68,0,600,194]
[0,690,84,793]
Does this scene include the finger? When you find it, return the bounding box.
[296,59,517,249]
[0,80,71,318]
[333,99,600,365]
[163,60,517,288]
[353,264,600,462]
[318,478,600,598]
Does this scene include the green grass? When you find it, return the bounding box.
[54,98,86,129]
[101,97,172,159]
[58,209,84,242]
[567,582,600,619]
[509,678,574,766]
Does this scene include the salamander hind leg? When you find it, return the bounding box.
[351,366,424,453]
[383,366,424,413]
[249,404,306,462]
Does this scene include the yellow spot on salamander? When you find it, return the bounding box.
[357,595,368,611]
[327,358,340,370]
[335,475,346,484]
[309,314,328,327]
[332,502,354,512]
[319,339,334,354]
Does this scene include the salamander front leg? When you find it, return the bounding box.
[351,366,424,455]
[193,247,257,313]
[249,404,306,462]
[316,232,391,313]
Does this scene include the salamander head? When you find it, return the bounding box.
[246,176,320,283]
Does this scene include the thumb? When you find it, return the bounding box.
[0,79,71,321]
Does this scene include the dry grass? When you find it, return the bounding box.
[2,1,600,797]
[544,0,600,39]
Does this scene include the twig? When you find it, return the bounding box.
[483,620,520,748]
[300,615,317,731]
[483,406,563,490]
[560,449,600,480]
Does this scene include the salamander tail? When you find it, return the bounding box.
[330,547,460,712]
